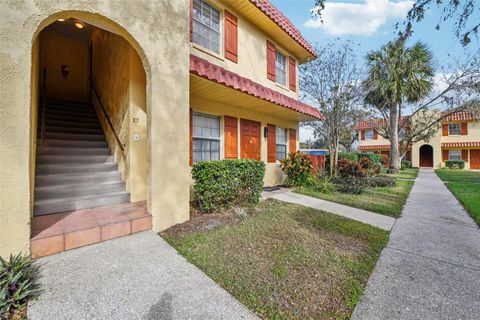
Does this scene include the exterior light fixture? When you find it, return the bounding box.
[264,126,268,138]
[74,21,85,29]
[61,65,69,78]
[57,19,65,22]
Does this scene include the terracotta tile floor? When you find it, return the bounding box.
[31,201,151,258]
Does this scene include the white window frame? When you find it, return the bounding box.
[192,112,221,163]
[448,150,461,160]
[365,129,374,140]
[192,0,222,55]
[275,51,287,86]
[448,123,461,136]
[276,127,288,160]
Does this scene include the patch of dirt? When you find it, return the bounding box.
[161,209,241,237]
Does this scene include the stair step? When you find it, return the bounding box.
[33,192,130,216]
[44,132,105,141]
[36,155,114,164]
[44,111,98,121]
[42,126,104,135]
[45,107,97,118]
[46,99,91,108]
[35,180,126,200]
[43,119,101,129]
[36,163,117,175]
[35,172,122,186]
[46,101,95,111]
[42,139,108,148]
[37,147,111,155]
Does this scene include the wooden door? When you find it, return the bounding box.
[419,145,434,167]
[470,149,480,169]
[240,119,261,160]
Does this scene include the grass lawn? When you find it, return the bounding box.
[385,168,419,180]
[164,200,388,320]
[295,179,414,218]
[435,170,480,226]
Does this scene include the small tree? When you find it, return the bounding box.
[300,40,364,175]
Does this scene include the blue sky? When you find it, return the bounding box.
[269,0,479,142]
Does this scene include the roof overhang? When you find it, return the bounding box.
[227,0,316,62]
[442,141,480,148]
[190,55,322,121]
[358,145,391,151]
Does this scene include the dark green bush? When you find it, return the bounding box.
[0,253,41,318]
[359,153,382,165]
[280,151,313,187]
[444,160,465,170]
[401,160,412,170]
[334,176,366,194]
[191,160,265,212]
[338,152,359,162]
[366,175,397,188]
[337,158,367,178]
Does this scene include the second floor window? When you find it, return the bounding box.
[275,51,287,86]
[365,129,374,140]
[192,113,220,162]
[448,123,461,135]
[276,127,287,160]
[192,0,221,54]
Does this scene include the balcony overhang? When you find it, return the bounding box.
[189,55,322,122]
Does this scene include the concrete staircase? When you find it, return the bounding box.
[34,99,130,216]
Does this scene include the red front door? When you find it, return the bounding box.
[471,149,480,169]
[240,119,261,160]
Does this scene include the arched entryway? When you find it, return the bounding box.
[419,144,434,167]
[30,13,151,256]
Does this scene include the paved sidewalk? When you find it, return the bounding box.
[29,231,258,320]
[262,189,395,231]
[352,169,480,320]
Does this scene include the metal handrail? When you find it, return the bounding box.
[40,67,47,147]
[90,80,126,152]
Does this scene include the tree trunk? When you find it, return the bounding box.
[328,145,335,176]
[389,102,400,173]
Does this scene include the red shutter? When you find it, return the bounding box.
[266,40,276,81]
[267,124,276,163]
[442,123,449,136]
[224,116,238,159]
[289,129,296,153]
[461,122,468,135]
[443,150,449,161]
[288,57,296,91]
[189,0,193,41]
[373,130,378,140]
[189,108,193,165]
[406,150,412,161]
[361,130,365,140]
[462,150,469,161]
[224,10,238,63]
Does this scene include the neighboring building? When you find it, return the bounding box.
[0,0,321,257]
[354,112,480,169]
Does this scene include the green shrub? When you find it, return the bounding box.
[338,152,359,162]
[0,253,41,318]
[191,159,265,212]
[280,151,313,187]
[366,175,397,188]
[334,176,366,194]
[401,160,412,170]
[312,170,335,194]
[359,153,382,166]
[337,158,367,178]
[445,160,465,170]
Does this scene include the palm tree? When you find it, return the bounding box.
[364,36,434,172]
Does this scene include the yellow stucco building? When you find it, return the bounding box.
[355,112,480,170]
[0,0,321,257]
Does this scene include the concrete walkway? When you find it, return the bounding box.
[353,169,480,320]
[262,189,396,231]
[29,231,258,320]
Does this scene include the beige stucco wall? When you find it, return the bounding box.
[40,31,89,102]
[191,0,299,100]
[191,94,298,187]
[0,0,190,257]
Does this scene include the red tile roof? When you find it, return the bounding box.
[190,54,323,120]
[354,117,410,130]
[358,145,391,151]
[442,111,476,122]
[249,0,317,59]
[442,141,480,148]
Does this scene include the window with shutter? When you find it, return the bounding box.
[266,40,276,81]
[192,0,221,54]
[288,57,296,91]
[289,129,296,153]
[224,116,238,159]
[461,122,468,135]
[276,127,288,160]
[267,124,276,163]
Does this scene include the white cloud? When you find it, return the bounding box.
[304,0,413,36]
